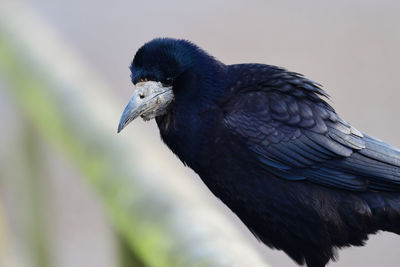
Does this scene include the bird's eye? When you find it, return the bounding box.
[137,77,149,83]
[163,77,174,86]
[139,93,145,99]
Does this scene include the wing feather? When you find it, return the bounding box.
[223,64,400,191]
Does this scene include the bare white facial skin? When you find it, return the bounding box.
[118,81,174,132]
[137,81,174,120]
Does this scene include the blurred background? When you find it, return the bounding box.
[1,1,400,267]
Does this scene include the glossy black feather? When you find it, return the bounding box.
[222,64,400,192]
[128,39,400,267]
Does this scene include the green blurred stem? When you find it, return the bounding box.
[22,125,51,267]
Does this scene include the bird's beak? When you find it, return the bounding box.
[118,81,174,133]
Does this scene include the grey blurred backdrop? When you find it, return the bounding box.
[1,0,400,266]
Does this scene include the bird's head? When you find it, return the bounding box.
[118,38,223,133]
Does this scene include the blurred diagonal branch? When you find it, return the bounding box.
[21,126,51,267]
[0,201,22,267]
[0,2,270,267]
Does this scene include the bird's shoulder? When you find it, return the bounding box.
[221,63,343,140]
[225,63,328,99]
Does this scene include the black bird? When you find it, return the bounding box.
[118,38,400,267]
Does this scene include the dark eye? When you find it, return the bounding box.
[163,77,174,86]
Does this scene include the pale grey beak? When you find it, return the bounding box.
[118,81,174,133]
